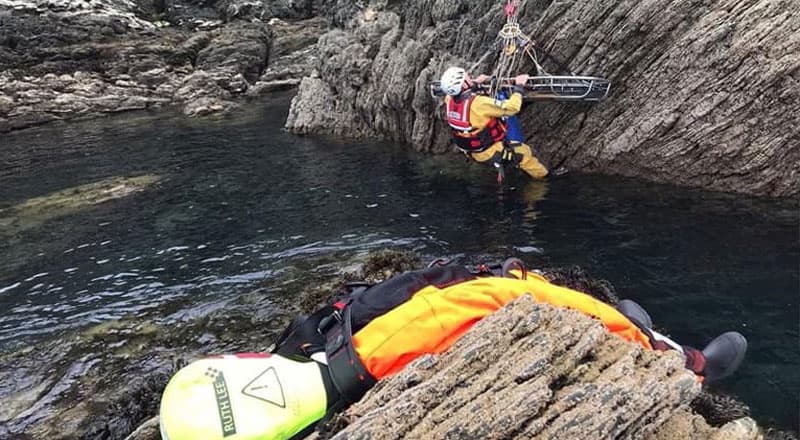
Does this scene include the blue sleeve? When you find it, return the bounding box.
[496,90,525,143]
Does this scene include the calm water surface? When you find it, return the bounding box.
[1,94,797,430]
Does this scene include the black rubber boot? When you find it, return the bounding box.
[618,299,653,329]
[701,331,748,383]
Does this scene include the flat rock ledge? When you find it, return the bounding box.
[311,296,761,440]
[0,0,326,132]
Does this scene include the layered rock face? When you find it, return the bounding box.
[316,296,761,440]
[0,0,324,131]
[286,0,799,197]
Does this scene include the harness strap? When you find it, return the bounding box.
[452,118,507,152]
[321,302,377,405]
[448,92,508,153]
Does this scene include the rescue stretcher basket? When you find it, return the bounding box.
[522,75,610,101]
[430,75,611,102]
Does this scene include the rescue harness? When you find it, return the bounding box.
[446,88,525,183]
[319,298,376,408]
[447,93,508,152]
[271,258,531,412]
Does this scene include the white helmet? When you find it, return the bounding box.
[440,66,467,96]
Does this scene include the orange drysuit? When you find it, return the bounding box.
[352,272,652,379]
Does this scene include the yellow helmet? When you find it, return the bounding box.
[159,353,328,440]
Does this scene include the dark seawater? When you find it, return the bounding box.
[1,94,797,430]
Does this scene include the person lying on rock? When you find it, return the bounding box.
[439,66,549,180]
[159,259,747,440]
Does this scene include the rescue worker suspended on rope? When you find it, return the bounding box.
[159,259,748,440]
[440,66,549,180]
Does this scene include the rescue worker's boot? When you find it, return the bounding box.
[617,299,747,383]
[700,331,748,382]
[617,299,653,329]
[682,332,747,383]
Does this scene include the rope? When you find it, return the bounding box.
[464,0,611,102]
[489,0,534,96]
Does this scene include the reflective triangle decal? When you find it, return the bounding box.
[241,367,285,407]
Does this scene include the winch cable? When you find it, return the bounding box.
[432,0,611,102]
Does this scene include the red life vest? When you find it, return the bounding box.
[446,94,506,152]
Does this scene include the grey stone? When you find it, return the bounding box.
[0,94,13,115]
[246,78,301,96]
[195,23,271,83]
[123,416,160,440]
[174,70,231,101]
[183,96,237,117]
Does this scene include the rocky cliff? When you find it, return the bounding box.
[4,0,795,196]
[0,0,324,130]
[285,0,799,197]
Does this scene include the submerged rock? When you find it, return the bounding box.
[285,0,799,197]
[0,175,161,237]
